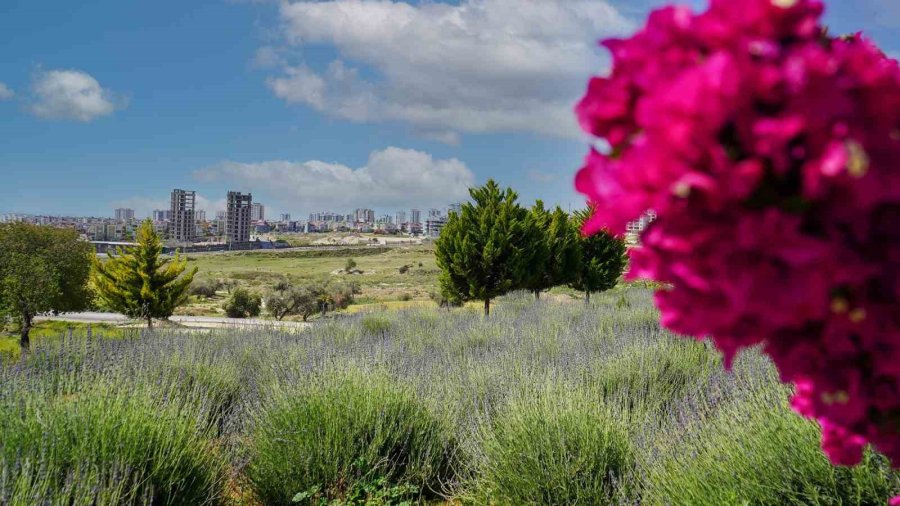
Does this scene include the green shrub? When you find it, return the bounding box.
[188,278,221,298]
[473,387,634,505]
[223,287,261,318]
[361,314,393,336]
[164,356,243,436]
[0,387,224,505]
[246,371,457,505]
[643,384,900,505]
[592,340,718,413]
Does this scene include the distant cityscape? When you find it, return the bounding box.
[0,188,465,249]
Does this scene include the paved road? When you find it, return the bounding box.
[35,312,309,330]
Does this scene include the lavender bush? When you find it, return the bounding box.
[0,286,897,505]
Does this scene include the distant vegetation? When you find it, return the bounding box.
[1,288,897,504]
[436,179,626,315]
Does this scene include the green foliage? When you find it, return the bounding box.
[329,280,361,310]
[568,208,627,301]
[643,384,899,505]
[246,372,457,506]
[91,220,197,327]
[518,201,552,296]
[474,387,634,505]
[188,278,221,298]
[435,179,540,315]
[360,314,393,336]
[293,477,419,506]
[429,288,462,309]
[0,387,224,505]
[521,203,580,297]
[0,222,93,347]
[265,280,321,321]
[224,287,262,318]
[345,258,358,271]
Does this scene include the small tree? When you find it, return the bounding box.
[265,280,320,321]
[189,278,222,298]
[435,179,538,316]
[91,219,197,329]
[329,281,360,310]
[224,287,262,318]
[344,258,357,272]
[568,208,627,304]
[0,223,93,349]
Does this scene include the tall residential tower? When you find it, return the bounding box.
[170,189,196,243]
[226,191,252,243]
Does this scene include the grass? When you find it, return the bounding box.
[179,245,439,316]
[0,321,128,361]
[1,286,898,504]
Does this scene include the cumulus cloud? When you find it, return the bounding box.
[251,46,287,69]
[263,0,632,141]
[0,82,14,100]
[30,69,126,121]
[193,147,475,212]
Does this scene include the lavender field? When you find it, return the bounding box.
[1,287,898,505]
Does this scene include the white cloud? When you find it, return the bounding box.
[263,0,632,140]
[0,82,14,100]
[193,146,475,212]
[30,69,125,122]
[251,46,287,69]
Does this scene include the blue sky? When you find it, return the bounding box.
[1,0,897,219]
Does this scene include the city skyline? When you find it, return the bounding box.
[3,1,896,220]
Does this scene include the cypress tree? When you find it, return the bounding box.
[521,203,580,299]
[435,179,536,316]
[91,219,197,328]
[569,208,627,304]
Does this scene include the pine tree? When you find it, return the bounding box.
[519,201,551,299]
[91,219,197,328]
[521,203,580,299]
[569,208,627,304]
[435,179,537,316]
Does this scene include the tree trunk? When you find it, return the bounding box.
[19,313,32,351]
[146,315,153,330]
[584,291,591,305]
[484,298,491,317]
[533,290,541,300]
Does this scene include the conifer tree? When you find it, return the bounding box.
[435,179,537,316]
[569,208,627,304]
[521,202,580,299]
[91,219,196,328]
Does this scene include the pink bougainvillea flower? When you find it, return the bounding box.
[576,0,900,467]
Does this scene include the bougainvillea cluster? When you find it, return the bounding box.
[575,0,900,467]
